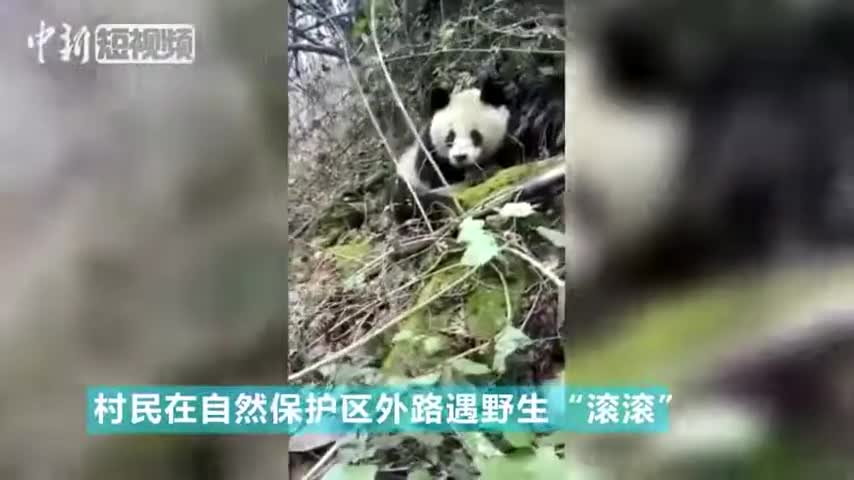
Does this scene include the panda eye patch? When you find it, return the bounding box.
[445,130,456,145]
[470,130,483,146]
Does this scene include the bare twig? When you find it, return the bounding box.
[489,263,513,324]
[332,22,435,230]
[520,283,544,330]
[302,441,340,480]
[504,245,564,289]
[300,10,355,33]
[384,47,564,62]
[443,341,492,367]
[288,43,346,58]
[288,265,479,382]
[368,0,463,213]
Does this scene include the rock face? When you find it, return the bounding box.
[0,1,289,478]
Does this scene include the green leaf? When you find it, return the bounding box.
[535,432,565,447]
[421,335,449,355]
[407,469,433,480]
[391,329,418,344]
[464,283,511,339]
[457,217,500,267]
[504,431,535,449]
[535,226,566,248]
[498,202,536,218]
[457,217,486,243]
[449,358,492,376]
[528,447,567,477]
[328,363,379,384]
[383,375,410,385]
[384,372,441,386]
[460,431,503,459]
[476,447,564,480]
[565,449,608,479]
[492,325,532,374]
[336,436,377,464]
[322,464,378,480]
[409,371,442,385]
[367,434,409,450]
[409,433,444,447]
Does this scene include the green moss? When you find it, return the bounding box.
[563,265,854,385]
[326,238,373,276]
[649,431,852,479]
[464,257,529,339]
[383,262,471,376]
[565,284,752,384]
[456,161,554,210]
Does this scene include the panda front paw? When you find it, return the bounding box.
[465,164,501,185]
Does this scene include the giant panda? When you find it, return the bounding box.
[563,1,854,461]
[565,0,854,297]
[391,71,566,223]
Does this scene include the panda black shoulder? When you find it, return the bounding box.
[504,73,566,164]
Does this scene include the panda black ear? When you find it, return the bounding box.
[596,9,689,97]
[479,79,506,107]
[429,87,451,113]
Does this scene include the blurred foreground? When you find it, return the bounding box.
[0,1,288,478]
[565,1,854,478]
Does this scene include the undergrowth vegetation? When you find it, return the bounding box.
[288,0,566,477]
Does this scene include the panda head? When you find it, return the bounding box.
[570,22,690,253]
[569,0,854,283]
[427,79,511,169]
[571,1,854,250]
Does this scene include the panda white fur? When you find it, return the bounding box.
[392,74,566,221]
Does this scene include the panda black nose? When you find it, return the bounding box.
[453,154,468,163]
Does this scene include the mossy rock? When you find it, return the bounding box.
[382,255,530,377]
[563,263,854,385]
